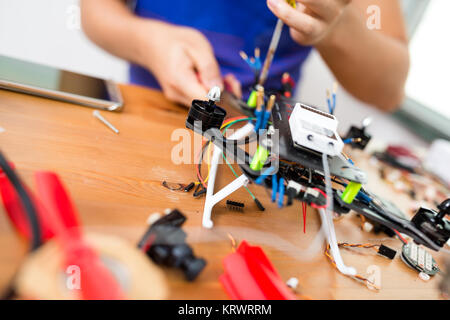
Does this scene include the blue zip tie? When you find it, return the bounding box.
[278,178,285,208]
[255,167,275,185]
[271,174,278,203]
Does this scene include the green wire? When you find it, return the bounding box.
[221,118,256,200]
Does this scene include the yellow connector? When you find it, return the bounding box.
[286,0,297,8]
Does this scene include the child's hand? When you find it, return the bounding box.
[267,0,351,46]
[140,21,223,106]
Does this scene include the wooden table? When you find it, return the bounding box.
[0,85,444,299]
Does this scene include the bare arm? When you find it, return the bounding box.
[268,0,410,112]
[317,0,409,112]
[80,0,146,67]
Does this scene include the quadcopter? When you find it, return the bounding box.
[182,1,449,277]
[185,84,450,277]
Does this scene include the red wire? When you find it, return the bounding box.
[223,116,249,125]
[310,188,328,209]
[394,229,408,244]
[302,202,307,233]
[313,188,327,198]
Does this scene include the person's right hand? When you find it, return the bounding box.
[138,21,223,106]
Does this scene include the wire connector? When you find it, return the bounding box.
[377,244,397,260]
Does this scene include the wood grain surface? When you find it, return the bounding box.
[0,85,445,300]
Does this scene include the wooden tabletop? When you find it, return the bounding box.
[0,85,445,300]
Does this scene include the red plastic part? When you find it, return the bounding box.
[34,172,81,237]
[34,172,125,300]
[0,163,125,299]
[0,166,54,241]
[220,241,296,300]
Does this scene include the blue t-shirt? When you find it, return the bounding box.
[130,0,312,96]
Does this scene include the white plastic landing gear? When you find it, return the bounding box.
[202,123,254,228]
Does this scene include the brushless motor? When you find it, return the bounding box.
[186,86,226,133]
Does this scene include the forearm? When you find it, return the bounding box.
[80,0,161,68]
[316,7,410,112]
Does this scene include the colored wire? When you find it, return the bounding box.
[222,148,257,200]
[332,82,338,113]
[278,178,285,208]
[343,138,362,145]
[310,187,328,209]
[196,117,256,197]
[394,229,408,245]
[341,151,354,165]
[196,158,207,188]
[302,202,307,233]
[324,243,381,290]
[196,142,209,188]
[271,174,278,203]
[255,166,276,185]
[343,138,352,144]
[338,242,380,251]
[221,118,257,200]
[326,89,333,114]
[239,49,262,77]
[206,139,213,182]
[200,116,250,185]
[227,233,238,253]
[326,83,338,114]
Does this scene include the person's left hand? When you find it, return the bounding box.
[267,0,352,46]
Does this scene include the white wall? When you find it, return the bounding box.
[0,0,427,148]
[0,0,128,82]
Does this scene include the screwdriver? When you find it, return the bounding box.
[258,0,297,87]
[93,110,119,134]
